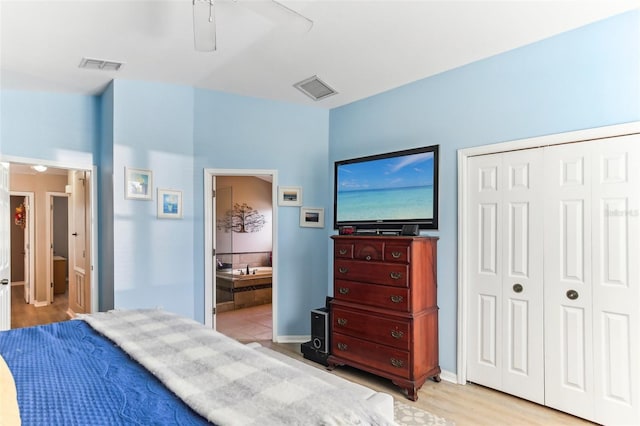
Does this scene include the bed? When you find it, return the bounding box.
[0,309,395,425]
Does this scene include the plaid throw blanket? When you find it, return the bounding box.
[80,309,396,426]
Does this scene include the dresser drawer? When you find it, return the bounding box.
[354,241,384,261]
[332,307,410,350]
[335,259,408,287]
[384,243,411,263]
[335,242,354,259]
[332,333,410,379]
[334,280,410,311]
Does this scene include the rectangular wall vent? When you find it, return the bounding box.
[79,57,124,71]
[294,75,337,101]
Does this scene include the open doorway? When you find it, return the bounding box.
[204,169,278,343]
[9,164,93,329]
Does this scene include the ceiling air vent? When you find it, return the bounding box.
[79,57,124,72]
[294,75,337,101]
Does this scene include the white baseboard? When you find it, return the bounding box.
[276,335,310,344]
[439,369,457,384]
[34,300,49,308]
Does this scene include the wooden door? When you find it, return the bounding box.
[68,170,91,315]
[0,163,10,330]
[467,149,545,403]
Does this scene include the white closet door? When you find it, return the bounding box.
[590,135,640,425]
[467,150,544,403]
[543,142,594,420]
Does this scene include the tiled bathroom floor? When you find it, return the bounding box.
[216,303,272,342]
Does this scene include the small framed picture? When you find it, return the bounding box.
[157,189,183,219]
[278,186,302,206]
[125,167,153,200]
[300,207,324,228]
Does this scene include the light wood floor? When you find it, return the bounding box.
[219,303,595,426]
[10,285,70,329]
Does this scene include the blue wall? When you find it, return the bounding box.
[110,80,196,319]
[0,90,98,164]
[328,9,640,372]
[192,89,330,333]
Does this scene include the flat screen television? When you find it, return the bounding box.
[334,145,439,231]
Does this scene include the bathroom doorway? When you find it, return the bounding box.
[203,169,277,343]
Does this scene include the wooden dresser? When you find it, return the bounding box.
[328,235,440,401]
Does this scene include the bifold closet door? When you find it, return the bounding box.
[544,135,640,424]
[467,149,545,404]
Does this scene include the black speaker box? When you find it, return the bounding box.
[310,307,329,353]
[301,341,330,366]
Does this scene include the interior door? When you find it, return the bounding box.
[590,135,640,424]
[543,142,594,420]
[0,163,11,330]
[22,197,30,303]
[467,149,544,403]
[544,135,640,424]
[68,170,91,315]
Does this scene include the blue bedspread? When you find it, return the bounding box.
[0,320,211,425]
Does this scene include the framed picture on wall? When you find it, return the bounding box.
[125,167,153,200]
[157,189,183,219]
[300,207,324,228]
[278,186,302,206]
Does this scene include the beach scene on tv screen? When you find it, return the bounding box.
[336,151,434,222]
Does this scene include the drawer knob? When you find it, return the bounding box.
[391,251,402,259]
[337,318,348,326]
[337,343,348,351]
[391,330,404,339]
[390,295,404,303]
[390,358,404,368]
[365,255,372,261]
[339,249,347,255]
[338,267,349,274]
[389,271,402,280]
[338,287,350,295]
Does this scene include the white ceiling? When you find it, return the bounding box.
[1,0,638,109]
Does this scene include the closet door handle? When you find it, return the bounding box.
[513,283,523,293]
[566,289,579,300]
[1,279,8,286]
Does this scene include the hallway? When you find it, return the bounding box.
[10,285,69,329]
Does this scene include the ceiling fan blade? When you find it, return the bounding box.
[193,0,217,52]
[235,0,313,33]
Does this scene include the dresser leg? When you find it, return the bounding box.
[432,374,441,383]
[406,387,418,401]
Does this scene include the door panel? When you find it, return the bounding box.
[69,170,91,315]
[0,163,10,330]
[544,143,594,419]
[591,135,640,424]
[468,154,503,390]
[501,150,544,403]
[467,150,544,403]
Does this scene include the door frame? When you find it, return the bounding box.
[2,156,98,316]
[9,191,35,303]
[203,168,278,338]
[456,121,640,384]
[45,192,69,304]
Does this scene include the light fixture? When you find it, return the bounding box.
[31,165,47,172]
